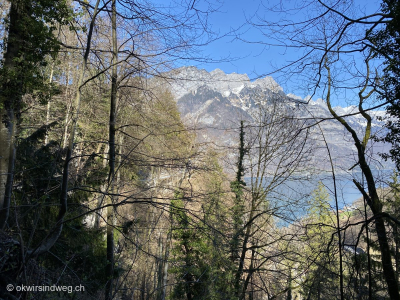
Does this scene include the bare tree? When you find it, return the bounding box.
[246,0,399,298]
[231,94,311,299]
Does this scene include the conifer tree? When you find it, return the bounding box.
[0,0,72,229]
[170,191,212,300]
[302,182,339,300]
[230,120,246,298]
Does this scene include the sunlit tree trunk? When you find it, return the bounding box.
[28,0,101,257]
[162,239,170,300]
[44,63,55,145]
[325,60,400,300]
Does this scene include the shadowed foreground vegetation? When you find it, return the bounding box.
[1,0,400,299]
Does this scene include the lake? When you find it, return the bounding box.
[245,169,395,224]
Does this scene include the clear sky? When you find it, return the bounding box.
[183,0,282,80]
[179,0,383,103]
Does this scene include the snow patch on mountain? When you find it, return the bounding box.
[309,98,328,108]
[162,66,393,171]
[167,66,283,99]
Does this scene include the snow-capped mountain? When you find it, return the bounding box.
[166,66,284,99]
[160,66,393,172]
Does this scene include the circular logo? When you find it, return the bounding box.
[6,284,14,292]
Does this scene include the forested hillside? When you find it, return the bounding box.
[1,1,400,300]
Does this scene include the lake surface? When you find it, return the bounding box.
[245,169,395,224]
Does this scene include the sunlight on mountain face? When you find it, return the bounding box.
[164,66,393,173]
[1,1,399,299]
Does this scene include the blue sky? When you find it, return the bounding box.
[180,0,383,103]
[186,0,282,79]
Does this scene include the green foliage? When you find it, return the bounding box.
[342,173,400,299]
[385,171,400,283]
[230,121,246,265]
[386,170,400,214]
[0,0,74,110]
[301,182,340,300]
[14,123,64,232]
[307,181,332,224]
[0,116,108,298]
[202,154,236,299]
[368,0,400,170]
[357,171,400,299]
[43,225,108,297]
[170,192,213,300]
[169,183,233,300]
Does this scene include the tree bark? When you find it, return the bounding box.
[28,0,101,257]
[324,61,400,300]
[105,0,118,298]
[0,1,23,230]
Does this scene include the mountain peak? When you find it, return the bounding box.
[170,66,392,171]
[252,76,283,93]
[166,66,280,99]
[210,68,225,76]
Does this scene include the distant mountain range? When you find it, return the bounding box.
[158,66,394,173]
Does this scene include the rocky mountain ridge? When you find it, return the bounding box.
[166,66,284,100]
[161,66,393,172]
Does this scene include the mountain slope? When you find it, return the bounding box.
[161,66,393,172]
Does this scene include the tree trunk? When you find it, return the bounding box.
[236,204,254,300]
[28,0,101,257]
[162,242,170,300]
[105,0,118,298]
[0,1,23,230]
[44,56,55,145]
[324,62,400,300]
[156,236,164,300]
[357,149,399,300]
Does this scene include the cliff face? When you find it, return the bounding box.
[162,66,393,172]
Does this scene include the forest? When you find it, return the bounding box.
[0,0,400,299]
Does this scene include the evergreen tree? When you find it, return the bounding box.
[230,121,246,299]
[368,0,400,170]
[0,0,73,228]
[387,171,400,280]
[301,182,339,300]
[170,191,213,300]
